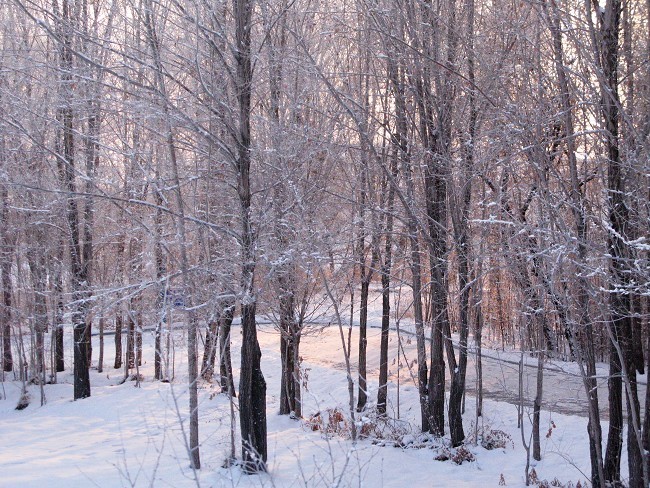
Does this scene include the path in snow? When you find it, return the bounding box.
[289,323,646,421]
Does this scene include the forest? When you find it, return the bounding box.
[0,0,649,485]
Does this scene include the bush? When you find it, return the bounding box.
[304,408,351,438]
[466,422,513,450]
[434,445,476,465]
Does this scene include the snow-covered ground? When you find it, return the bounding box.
[0,312,626,488]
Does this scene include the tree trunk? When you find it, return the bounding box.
[114,312,122,369]
[292,332,302,418]
[591,0,642,483]
[377,156,396,416]
[201,316,219,381]
[54,288,64,373]
[239,300,267,472]
[377,272,390,415]
[234,0,266,471]
[126,309,135,370]
[357,278,370,412]
[542,0,605,481]
[219,302,236,396]
[32,261,47,384]
[279,279,297,415]
[56,0,90,400]
[532,330,544,461]
[388,58,429,432]
[1,185,13,372]
[97,317,104,374]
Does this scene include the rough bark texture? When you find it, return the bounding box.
[97,317,104,374]
[377,272,391,415]
[279,277,298,415]
[219,303,236,396]
[201,316,219,381]
[239,302,267,472]
[377,157,396,416]
[235,0,266,470]
[114,312,122,369]
[596,0,641,484]
[126,310,135,370]
[1,186,13,373]
[56,0,90,400]
[356,279,370,412]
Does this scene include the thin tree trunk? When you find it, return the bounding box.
[388,58,429,432]
[201,315,219,381]
[357,278,370,411]
[1,186,13,372]
[126,308,135,370]
[97,316,104,373]
[219,301,236,396]
[142,1,201,467]
[377,158,396,415]
[154,170,164,381]
[279,277,296,415]
[114,312,122,369]
[55,0,90,400]
[532,327,544,461]
[541,1,605,482]
[31,260,47,383]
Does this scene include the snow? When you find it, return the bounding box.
[0,294,631,487]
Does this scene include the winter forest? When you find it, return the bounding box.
[0,0,649,485]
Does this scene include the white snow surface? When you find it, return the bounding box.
[0,298,630,487]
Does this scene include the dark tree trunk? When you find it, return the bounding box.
[448,219,469,447]
[85,317,92,367]
[377,272,390,415]
[154,180,164,381]
[1,185,13,373]
[642,294,650,472]
[1,229,12,372]
[54,277,64,373]
[114,312,123,369]
[279,279,297,415]
[201,316,218,381]
[594,0,645,483]
[357,279,370,412]
[625,371,644,487]
[388,58,429,432]
[239,302,267,472]
[136,309,142,367]
[56,0,90,400]
[31,261,47,383]
[474,297,483,417]
[377,157,396,416]
[219,302,236,395]
[126,310,135,370]
[97,317,104,373]
[532,339,544,461]
[234,0,266,470]
[292,332,302,418]
[154,316,162,380]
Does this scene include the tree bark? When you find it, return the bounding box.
[377,156,396,415]
[1,186,13,373]
[201,315,219,381]
[219,301,236,396]
[234,0,266,470]
[114,312,122,369]
[388,58,429,433]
